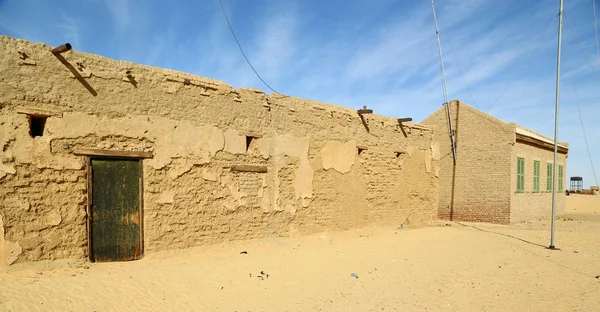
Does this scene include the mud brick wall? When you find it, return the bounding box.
[0,36,439,265]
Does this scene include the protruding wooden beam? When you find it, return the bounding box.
[394,151,406,158]
[357,105,373,114]
[51,43,72,54]
[73,149,153,158]
[52,46,97,96]
[231,165,268,173]
[357,145,369,151]
[16,107,62,118]
[240,131,263,138]
[396,118,412,137]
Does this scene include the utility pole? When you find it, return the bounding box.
[550,0,564,250]
[430,0,457,164]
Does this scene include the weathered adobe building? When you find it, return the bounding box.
[0,36,440,266]
[422,100,568,224]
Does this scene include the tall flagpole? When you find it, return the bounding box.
[550,0,564,250]
[430,0,457,164]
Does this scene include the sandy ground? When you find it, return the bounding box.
[1,196,599,312]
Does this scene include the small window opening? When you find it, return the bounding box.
[29,116,47,137]
[246,136,257,153]
[395,152,403,158]
[357,147,366,156]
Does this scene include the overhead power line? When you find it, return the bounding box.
[217,0,285,96]
[565,13,600,85]
[565,59,599,186]
[446,40,479,109]
[486,18,557,114]
[570,81,599,187]
[434,15,478,108]
[563,12,599,186]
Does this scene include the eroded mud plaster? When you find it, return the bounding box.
[0,36,439,264]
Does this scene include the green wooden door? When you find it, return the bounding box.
[90,158,142,262]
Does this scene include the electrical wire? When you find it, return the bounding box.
[486,18,557,114]
[217,0,286,96]
[566,64,599,187]
[447,41,479,109]
[565,12,600,85]
[435,17,479,109]
[564,16,599,187]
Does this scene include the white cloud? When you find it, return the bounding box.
[252,12,298,81]
[192,11,256,88]
[344,8,434,81]
[56,15,81,48]
[106,0,131,30]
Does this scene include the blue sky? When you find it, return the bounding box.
[1,0,599,187]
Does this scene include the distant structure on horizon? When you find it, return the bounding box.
[570,176,583,193]
[569,176,599,195]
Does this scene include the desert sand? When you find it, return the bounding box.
[1,195,599,312]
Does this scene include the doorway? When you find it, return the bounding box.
[88,158,143,262]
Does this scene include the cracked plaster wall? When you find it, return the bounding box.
[0,36,439,265]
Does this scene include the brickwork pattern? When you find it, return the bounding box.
[422,100,568,224]
[422,101,514,224]
[510,142,567,223]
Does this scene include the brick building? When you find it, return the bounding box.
[421,100,568,224]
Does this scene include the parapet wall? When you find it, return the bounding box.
[0,36,439,265]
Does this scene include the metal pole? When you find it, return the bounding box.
[430,0,457,164]
[550,0,564,250]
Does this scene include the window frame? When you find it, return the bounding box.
[533,160,540,193]
[546,163,553,192]
[558,165,564,192]
[517,157,525,193]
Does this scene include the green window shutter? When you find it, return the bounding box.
[547,163,552,192]
[517,157,525,193]
[521,158,525,192]
[516,158,520,192]
[533,161,540,193]
[558,165,564,192]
